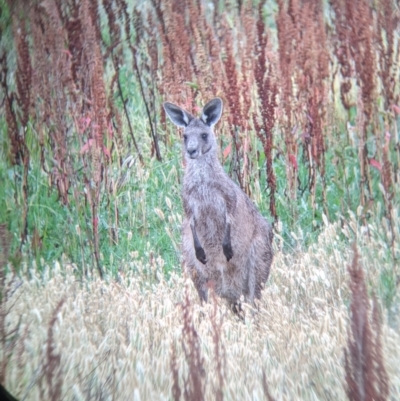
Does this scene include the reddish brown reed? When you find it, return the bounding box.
[0,224,12,385]
[29,0,73,206]
[276,0,299,200]
[253,1,277,222]
[170,343,182,401]
[345,244,389,401]
[262,369,276,401]
[181,289,205,401]
[171,285,226,401]
[277,0,329,204]
[376,0,399,110]
[7,5,31,245]
[209,285,225,401]
[330,0,353,112]
[222,23,245,189]
[331,0,377,207]
[39,299,65,401]
[153,0,195,106]
[130,7,161,161]
[1,57,20,167]
[0,225,25,397]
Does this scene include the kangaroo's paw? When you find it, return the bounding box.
[195,247,207,264]
[223,243,233,261]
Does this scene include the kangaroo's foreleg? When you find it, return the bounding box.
[220,190,236,262]
[222,222,233,261]
[191,223,207,264]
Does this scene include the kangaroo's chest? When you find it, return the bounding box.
[183,179,226,215]
[183,179,227,240]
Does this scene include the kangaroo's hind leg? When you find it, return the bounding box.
[253,229,273,300]
[185,263,209,302]
[243,244,257,304]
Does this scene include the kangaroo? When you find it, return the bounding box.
[163,98,273,309]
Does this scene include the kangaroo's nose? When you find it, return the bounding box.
[187,146,199,158]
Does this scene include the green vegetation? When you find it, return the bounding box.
[1,113,397,276]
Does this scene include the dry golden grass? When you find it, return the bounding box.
[3,214,400,400]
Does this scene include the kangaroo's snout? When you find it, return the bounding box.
[186,138,199,158]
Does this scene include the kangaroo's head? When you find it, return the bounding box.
[163,98,223,160]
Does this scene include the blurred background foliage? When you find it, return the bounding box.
[0,0,398,282]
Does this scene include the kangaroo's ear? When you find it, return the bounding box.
[163,102,194,127]
[201,98,223,126]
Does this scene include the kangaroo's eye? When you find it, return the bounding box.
[201,133,208,140]
[183,134,188,141]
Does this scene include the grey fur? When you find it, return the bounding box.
[163,98,273,306]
